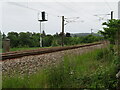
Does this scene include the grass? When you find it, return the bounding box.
[10,47,42,52]
[3,46,51,52]
[7,42,99,52]
[2,47,119,88]
[46,48,118,88]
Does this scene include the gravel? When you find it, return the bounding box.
[2,43,107,76]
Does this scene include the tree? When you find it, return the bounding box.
[7,32,19,47]
[42,35,53,47]
[99,19,120,44]
[19,32,32,47]
[31,32,40,47]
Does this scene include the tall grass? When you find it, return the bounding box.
[2,47,119,88]
[46,48,118,88]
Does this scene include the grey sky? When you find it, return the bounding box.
[1,0,120,35]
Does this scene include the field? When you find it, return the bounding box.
[2,47,119,88]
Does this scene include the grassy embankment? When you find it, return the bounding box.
[10,47,42,52]
[6,42,99,52]
[3,46,119,88]
[2,47,50,52]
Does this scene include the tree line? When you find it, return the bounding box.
[1,19,120,48]
[1,31,103,48]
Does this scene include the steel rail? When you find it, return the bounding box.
[1,42,102,61]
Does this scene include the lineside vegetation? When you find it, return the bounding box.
[3,46,119,88]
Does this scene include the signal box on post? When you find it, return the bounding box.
[38,11,48,22]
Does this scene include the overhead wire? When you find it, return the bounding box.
[7,1,106,33]
[103,0,113,11]
[8,2,42,12]
[7,2,59,17]
[53,1,97,28]
[52,1,98,33]
[7,2,65,34]
[7,1,114,21]
[54,1,78,15]
[8,2,97,26]
[66,2,102,24]
[5,2,43,33]
[27,1,99,27]
[64,1,111,25]
[65,2,104,32]
[35,1,91,26]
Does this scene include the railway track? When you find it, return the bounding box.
[1,42,103,61]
